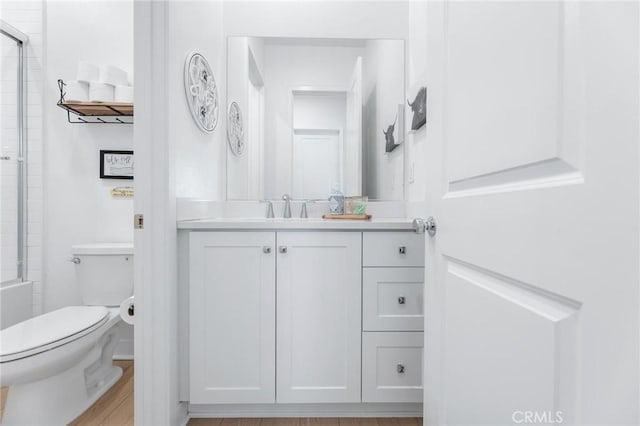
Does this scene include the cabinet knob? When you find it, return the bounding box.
[398,296,406,305]
[398,246,406,255]
[397,364,405,374]
[263,246,272,254]
[279,246,288,254]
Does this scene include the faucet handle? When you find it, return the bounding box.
[259,200,275,218]
[282,194,292,218]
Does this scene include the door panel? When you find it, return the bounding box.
[425,2,639,425]
[444,259,578,424]
[189,232,276,404]
[445,2,584,194]
[292,130,342,200]
[276,232,361,403]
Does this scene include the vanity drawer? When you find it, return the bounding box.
[363,268,424,331]
[362,332,423,403]
[363,232,425,267]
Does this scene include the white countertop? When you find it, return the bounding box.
[177,217,416,231]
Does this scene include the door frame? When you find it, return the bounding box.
[134,2,187,424]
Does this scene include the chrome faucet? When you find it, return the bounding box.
[260,200,275,218]
[282,194,292,218]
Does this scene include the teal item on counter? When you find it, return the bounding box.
[353,204,367,214]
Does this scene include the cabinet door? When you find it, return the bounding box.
[276,232,362,403]
[189,232,276,404]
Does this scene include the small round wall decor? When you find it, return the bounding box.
[227,101,244,156]
[184,52,219,133]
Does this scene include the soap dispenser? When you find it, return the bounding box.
[328,185,344,214]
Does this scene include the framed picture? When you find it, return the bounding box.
[100,150,134,179]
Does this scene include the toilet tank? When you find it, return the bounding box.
[72,243,134,306]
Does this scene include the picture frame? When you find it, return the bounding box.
[100,150,134,179]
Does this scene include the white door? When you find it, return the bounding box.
[276,232,361,403]
[189,232,276,404]
[344,57,362,196]
[423,2,639,425]
[292,129,342,200]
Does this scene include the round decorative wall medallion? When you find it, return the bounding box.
[184,52,219,133]
[227,101,244,156]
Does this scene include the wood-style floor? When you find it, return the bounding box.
[71,360,135,425]
[2,360,422,426]
[188,419,422,426]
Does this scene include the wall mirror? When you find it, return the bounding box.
[226,36,405,201]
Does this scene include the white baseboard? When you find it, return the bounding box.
[188,403,422,418]
[113,338,134,360]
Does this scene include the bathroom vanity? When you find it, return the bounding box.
[178,219,424,417]
[176,29,422,418]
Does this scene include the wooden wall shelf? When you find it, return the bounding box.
[57,101,133,123]
[57,79,133,124]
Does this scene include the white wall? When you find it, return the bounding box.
[226,37,251,199]
[363,39,405,200]
[223,1,409,40]
[405,1,428,203]
[42,1,133,312]
[1,1,44,315]
[293,94,346,130]
[171,1,225,201]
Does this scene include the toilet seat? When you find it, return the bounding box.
[0,306,110,363]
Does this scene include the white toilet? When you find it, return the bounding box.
[0,243,133,426]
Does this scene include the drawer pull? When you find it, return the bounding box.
[397,364,405,374]
[398,246,407,254]
[279,246,288,254]
[398,296,406,305]
[263,246,272,254]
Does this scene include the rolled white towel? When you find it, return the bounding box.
[64,81,89,102]
[77,61,99,83]
[99,64,128,86]
[114,85,133,103]
[89,81,115,102]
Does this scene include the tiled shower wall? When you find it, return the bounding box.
[1,1,44,315]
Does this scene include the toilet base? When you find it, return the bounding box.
[1,323,122,425]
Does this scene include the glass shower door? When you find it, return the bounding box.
[1,25,26,284]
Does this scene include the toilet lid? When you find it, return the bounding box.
[0,306,109,359]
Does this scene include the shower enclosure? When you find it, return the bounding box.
[1,20,28,286]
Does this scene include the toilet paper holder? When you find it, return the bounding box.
[120,296,136,325]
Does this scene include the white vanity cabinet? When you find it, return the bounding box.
[189,232,276,404]
[184,225,424,413]
[188,230,361,405]
[276,232,362,403]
